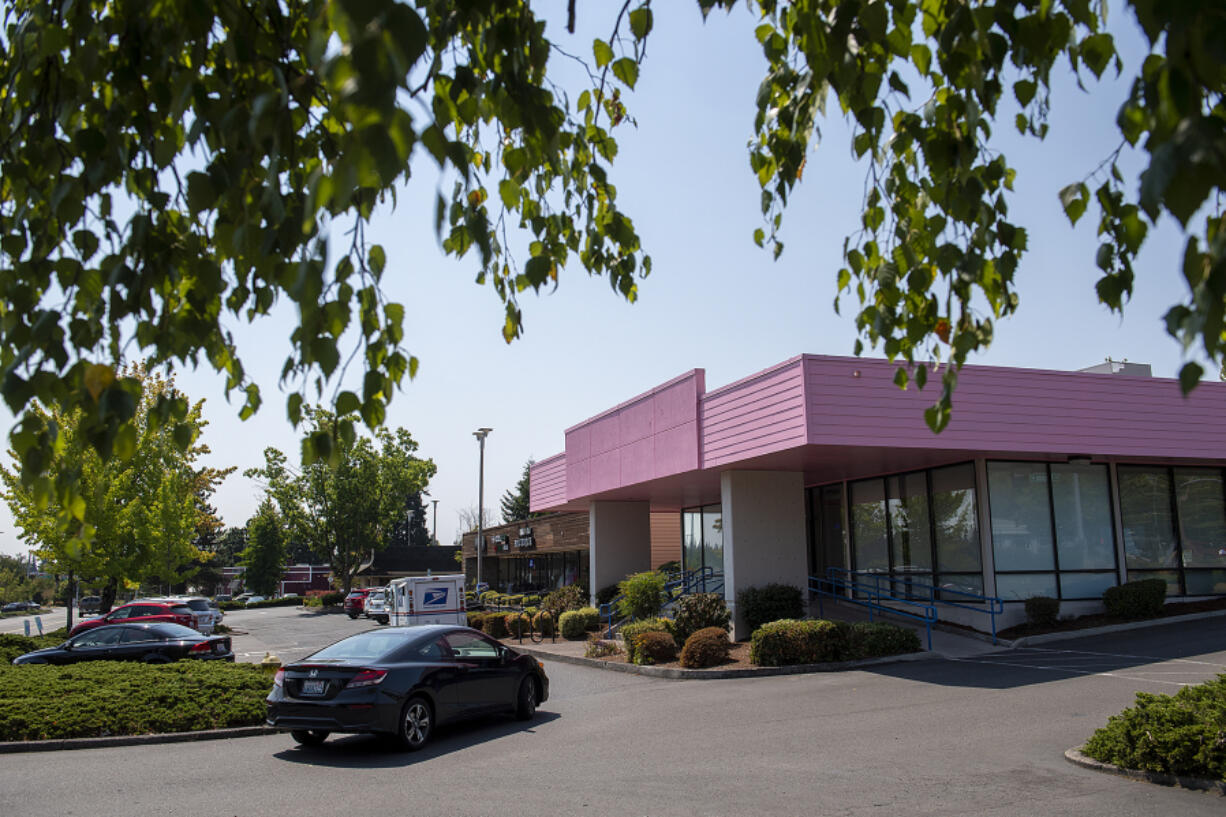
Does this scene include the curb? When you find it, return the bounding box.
[1010,609,1226,647]
[513,645,937,679]
[1064,747,1226,796]
[0,725,278,754]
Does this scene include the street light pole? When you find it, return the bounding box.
[431,499,439,546]
[473,427,492,589]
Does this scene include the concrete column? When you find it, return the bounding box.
[589,501,652,602]
[721,471,808,639]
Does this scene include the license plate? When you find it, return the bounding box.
[301,679,326,696]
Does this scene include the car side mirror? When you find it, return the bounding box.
[61,642,73,650]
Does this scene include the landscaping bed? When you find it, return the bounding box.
[998,596,1226,640]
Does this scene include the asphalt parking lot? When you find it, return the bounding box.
[1,608,1223,817]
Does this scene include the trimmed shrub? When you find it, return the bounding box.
[466,611,488,630]
[617,571,668,621]
[532,611,555,637]
[680,627,731,669]
[620,618,673,664]
[1024,596,1061,628]
[738,583,804,635]
[584,635,622,659]
[321,590,344,606]
[594,584,620,607]
[657,560,681,574]
[480,590,499,607]
[524,595,541,608]
[577,606,602,631]
[634,631,678,665]
[559,610,587,640]
[846,622,921,658]
[749,619,849,666]
[483,612,508,639]
[672,592,731,644]
[505,612,531,638]
[1103,579,1167,619]
[1083,675,1226,781]
[542,583,588,616]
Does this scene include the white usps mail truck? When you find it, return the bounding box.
[388,575,467,626]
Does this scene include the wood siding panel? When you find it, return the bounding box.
[650,512,682,568]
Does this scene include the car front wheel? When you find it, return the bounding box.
[398,696,433,751]
[290,729,329,746]
[515,675,537,721]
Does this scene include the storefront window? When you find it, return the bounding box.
[1119,467,1178,569]
[702,505,724,582]
[850,479,889,572]
[988,462,1055,572]
[887,472,932,573]
[1174,468,1226,569]
[1051,463,1116,570]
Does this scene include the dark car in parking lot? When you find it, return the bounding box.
[266,625,548,750]
[78,596,102,613]
[11,622,234,665]
[1,601,39,613]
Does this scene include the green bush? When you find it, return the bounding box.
[846,622,921,658]
[672,592,731,644]
[559,610,587,640]
[738,583,804,635]
[1024,596,1061,628]
[0,632,66,664]
[480,590,499,606]
[505,612,531,638]
[617,571,667,621]
[321,590,345,607]
[532,610,555,637]
[542,583,588,616]
[483,613,508,639]
[620,618,673,664]
[1103,579,1167,619]
[577,606,602,631]
[749,619,849,666]
[584,635,622,659]
[633,631,678,665]
[523,595,541,608]
[466,612,488,630]
[1083,674,1226,782]
[0,662,270,740]
[680,627,731,669]
[657,560,681,574]
[594,584,620,607]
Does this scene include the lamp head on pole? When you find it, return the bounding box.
[473,427,493,442]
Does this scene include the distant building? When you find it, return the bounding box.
[220,564,332,596]
[352,544,462,588]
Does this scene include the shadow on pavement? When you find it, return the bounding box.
[866,617,1226,690]
[270,712,561,767]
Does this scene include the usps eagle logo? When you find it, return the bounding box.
[423,588,447,607]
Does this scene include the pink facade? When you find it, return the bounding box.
[530,354,1226,513]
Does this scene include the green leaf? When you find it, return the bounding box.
[1058,182,1089,226]
[629,6,653,39]
[499,179,521,210]
[1178,361,1204,395]
[611,58,639,90]
[593,39,613,68]
[336,390,361,417]
[368,245,386,275]
[1013,80,1036,107]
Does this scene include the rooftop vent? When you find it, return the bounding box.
[1078,358,1152,377]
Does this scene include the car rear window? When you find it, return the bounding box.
[181,599,211,611]
[170,604,194,615]
[146,623,202,638]
[306,631,416,662]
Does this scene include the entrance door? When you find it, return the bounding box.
[811,485,846,579]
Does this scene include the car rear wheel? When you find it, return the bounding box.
[515,675,537,721]
[398,696,433,751]
[347,612,358,620]
[290,729,329,746]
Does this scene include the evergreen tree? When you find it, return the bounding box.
[501,460,536,524]
[242,500,286,597]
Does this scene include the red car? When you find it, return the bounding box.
[69,601,195,636]
[343,589,370,620]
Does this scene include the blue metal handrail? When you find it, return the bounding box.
[825,567,1006,644]
[809,574,936,650]
[598,566,717,637]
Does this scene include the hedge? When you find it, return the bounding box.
[620,618,673,665]
[737,584,804,636]
[1024,596,1060,628]
[749,619,920,666]
[0,661,270,740]
[559,610,587,640]
[1103,578,1167,619]
[680,627,731,669]
[633,631,677,665]
[671,593,731,644]
[1083,674,1226,782]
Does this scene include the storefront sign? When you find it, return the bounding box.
[514,527,536,550]
[492,534,511,553]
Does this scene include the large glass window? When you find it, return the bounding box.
[809,485,846,578]
[836,462,984,599]
[987,461,1119,601]
[681,504,724,590]
[1119,465,1226,596]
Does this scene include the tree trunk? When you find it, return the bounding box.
[99,576,119,614]
[66,570,74,632]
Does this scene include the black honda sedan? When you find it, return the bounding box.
[266,625,549,750]
[11,622,234,664]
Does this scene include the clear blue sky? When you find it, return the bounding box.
[0,4,1206,558]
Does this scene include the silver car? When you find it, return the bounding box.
[363,588,390,625]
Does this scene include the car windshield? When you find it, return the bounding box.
[306,630,420,663]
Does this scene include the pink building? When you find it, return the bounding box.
[529,355,1226,636]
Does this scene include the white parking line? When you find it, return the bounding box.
[949,653,1203,687]
[1010,645,1226,669]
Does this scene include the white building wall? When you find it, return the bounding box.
[721,471,809,639]
[588,501,652,602]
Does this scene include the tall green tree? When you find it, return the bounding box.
[501,459,536,524]
[2,0,1224,507]
[245,409,436,593]
[242,499,286,597]
[0,366,221,616]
